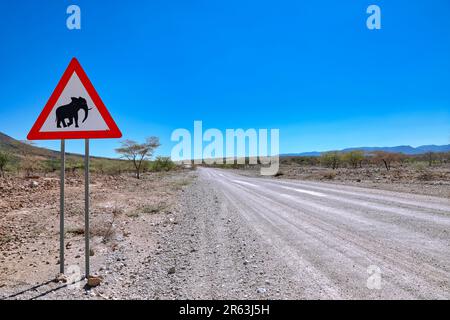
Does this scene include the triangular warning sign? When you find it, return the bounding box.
[27,58,122,140]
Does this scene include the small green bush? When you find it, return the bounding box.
[0,151,10,177]
[320,151,342,169]
[149,156,176,172]
[42,158,61,173]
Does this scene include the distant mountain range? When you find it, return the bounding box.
[1,131,449,159]
[0,131,108,160]
[283,144,450,157]
[0,131,59,158]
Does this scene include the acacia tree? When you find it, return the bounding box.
[20,155,41,177]
[372,151,404,171]
[115,137,160,179]
[425,152,434,167]
[342,151,365,169]
[320,151,341,170]
[19,140,40,177]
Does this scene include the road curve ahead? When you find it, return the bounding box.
[198,167,450,299]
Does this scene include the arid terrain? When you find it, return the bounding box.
[235,163,450,198]
[0,169,195,299]
[1,161,449,299]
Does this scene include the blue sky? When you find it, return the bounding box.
[0,0,449,157]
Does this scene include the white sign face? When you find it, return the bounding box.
[39,72,109,132]
[28,58,121,140]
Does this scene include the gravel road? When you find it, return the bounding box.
[169,167,450,299]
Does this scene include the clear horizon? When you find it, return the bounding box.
[1,1,449,158]
[2,129,447,159]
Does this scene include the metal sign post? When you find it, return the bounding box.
[84,139,90,278]
[60,139,65,274]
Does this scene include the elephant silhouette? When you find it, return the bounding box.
[55,97,92,128]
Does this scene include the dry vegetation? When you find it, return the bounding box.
[210,151,450,197]
[0,132,194,296]
[0,167,195,294]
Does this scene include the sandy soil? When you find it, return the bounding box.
[0,170,195,299]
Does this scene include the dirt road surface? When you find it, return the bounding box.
[171,167,449,299]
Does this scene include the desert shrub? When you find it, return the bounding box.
[91,159,123,175]
[282,156,319,166]
[413,162,426,171]
[301,156,320,166]
[42,158,61,173]
[371,151,405,171]
[322,171,336,180]
[65,159,84,174]
[92,160,106,174]
[126,211,140,218]
[91,222,116,243]
[0,151,10,178]
[425,152,435,166]
[104,162,124,175]
[172,178,192,190]
[66,226,84,235]
[92,208,119,243]
[20,155,42,177]
[141,201,168,214]
[342,151,365,168]
[150,156,176,172]
[320,151,342,169]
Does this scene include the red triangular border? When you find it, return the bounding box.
[27,58,122,140]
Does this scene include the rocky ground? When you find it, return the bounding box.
[0,167,309,300]
[1,167,298,300]
[1,163,449,300]
[0,169,195,299]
